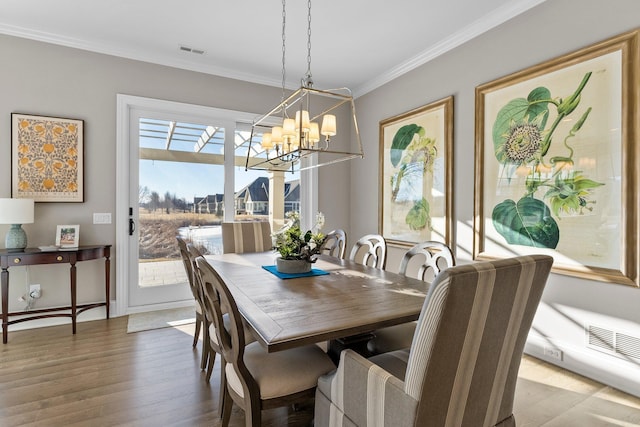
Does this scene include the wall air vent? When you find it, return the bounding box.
[587,324,640,361]
[179,45,205,55]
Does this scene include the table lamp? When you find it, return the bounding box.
[0,198,35,251]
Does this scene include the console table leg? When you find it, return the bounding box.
[105,253,110,319]
[1,268,8,344]
[70,262,77,334]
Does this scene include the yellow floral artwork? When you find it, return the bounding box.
[11,114,83,202]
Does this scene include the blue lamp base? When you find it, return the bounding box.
[5,224,27,251]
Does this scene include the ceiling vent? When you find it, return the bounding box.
[179,45,205,55]
[587,324,640,361]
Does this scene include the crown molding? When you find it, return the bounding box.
[353,0,548,97]
[0,0,547,98]
[0,23,284,89]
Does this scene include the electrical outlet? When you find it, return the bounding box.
[544,346,563,361]
[93,213,112,224]
[29,284,41,299]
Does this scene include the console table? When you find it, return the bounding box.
[0,245,111,343]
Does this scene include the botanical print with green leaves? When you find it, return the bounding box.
[389,124,438,231]
[491,71,604,249]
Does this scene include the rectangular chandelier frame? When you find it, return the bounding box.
[245,86,364,173]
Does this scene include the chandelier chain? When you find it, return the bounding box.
[281,0,287,102]
[306,0,312,80]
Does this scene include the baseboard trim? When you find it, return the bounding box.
[525,334,640,398]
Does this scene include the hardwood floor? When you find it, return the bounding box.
[1,317,639,426]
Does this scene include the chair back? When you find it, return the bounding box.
[405,255,553,426]
[221,221,272,254]
[399,241,455,282]
[194,256,256,398]
[176,236,200,301]
[185,242,206,305]
[320,229,347,259]
[348,234,387,269]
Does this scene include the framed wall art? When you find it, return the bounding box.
[56,224,80,248]
[474,29,638,286]
[11,113,84,202]
[379,96,454,247]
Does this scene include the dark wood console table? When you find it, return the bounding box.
[0,245,111,343]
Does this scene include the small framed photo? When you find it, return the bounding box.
[56,225,80,248]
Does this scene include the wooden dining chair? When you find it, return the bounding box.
[191,249,258,418]
[348,233,387,269]
[320,229,347,259]
[367,241,456,354]
[221,221,272,254]
[315,255,554,427]
[195,256,336,427]
[176,236,204,354]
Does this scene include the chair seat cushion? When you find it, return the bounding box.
[368,348,410,381]
[226,342,336,400]
[195,300,202,314]
[367,322,416,354]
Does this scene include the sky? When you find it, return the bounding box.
[139,159,297,202]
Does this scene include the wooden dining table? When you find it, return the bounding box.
[204,252,431,357]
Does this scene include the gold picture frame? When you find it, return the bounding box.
[11,113,84,202]
[379,96,454,247]
[474,29,639,287]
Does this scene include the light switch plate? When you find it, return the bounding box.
[93,213,112,224]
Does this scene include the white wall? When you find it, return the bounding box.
[351,0,640,396]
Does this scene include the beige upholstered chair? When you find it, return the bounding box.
[221,221,272,254]
[315,255,553,427]
[176,236,204,356]
[320,229,347,259]
[368,241,456,354]
[195,256,336,427]
[348,234,386,269]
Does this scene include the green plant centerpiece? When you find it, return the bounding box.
[273,211,326,274]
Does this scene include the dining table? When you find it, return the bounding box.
[204,252,431,359]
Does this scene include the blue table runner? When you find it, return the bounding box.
[262,265,330,280]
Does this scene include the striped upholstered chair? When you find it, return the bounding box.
[221,221,272,254]
[315,255,553,427]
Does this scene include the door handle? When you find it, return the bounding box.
[129,218,136,236]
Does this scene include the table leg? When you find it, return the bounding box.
[327,332,375,364]
[1,268,8,344]
[70,261,77,334]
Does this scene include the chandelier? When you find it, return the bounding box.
[245,0,363,173]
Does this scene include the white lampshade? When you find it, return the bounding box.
[321,114,337,136]
[0,198,34,224]
[271,126,283,144]
[282,118,296,137]
[308,122,320,143]
[261,132,273,150]
[295,110,310,132]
